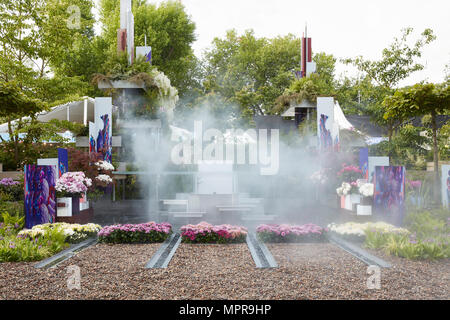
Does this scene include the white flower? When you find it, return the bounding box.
[96,174,113,184]
[95,161,115,172]
[359,183,374,197]
[336,182,351,196]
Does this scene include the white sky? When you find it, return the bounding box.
[94,0,450,86]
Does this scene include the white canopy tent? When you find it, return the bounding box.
[0,97,95,133]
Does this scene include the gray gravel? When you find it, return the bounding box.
[0,243,448,299]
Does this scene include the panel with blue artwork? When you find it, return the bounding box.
[373,166,405,226]
[319,114,333,150]
[24,165,57,229]
[95,98,113,163]
[359,148,369,180]
[57,148,68,178]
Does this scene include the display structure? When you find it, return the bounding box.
[24,165,57,229]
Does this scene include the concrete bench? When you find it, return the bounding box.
[217,207,253,212]
[241,215,277,221]
[170,212,205,218]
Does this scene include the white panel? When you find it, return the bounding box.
[306,61,316,76]
[120,0,131,29]
[37,159,58,167]
[136,46,152,62]
[368,156,389,183]
[317,97,338,150]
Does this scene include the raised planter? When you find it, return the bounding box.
[357,205,372,216]
[56,208,94,224]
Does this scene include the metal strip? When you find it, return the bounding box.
[34,237,97,269]
[246,233,278,269]
[329,234,391,268]
[145,233,181,269]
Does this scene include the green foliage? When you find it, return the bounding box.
[99,0,196,95]
[405,208,450,238]
[384,83,450,121]
[342,28,437,139]
[257,231,328,243]
[181,232,247,244]
[99,229,171,244]
[365,209,450,260]
[0,201,23,221]
[344,28,436,89]
[202,29,310,119]
[0,82,46,118]
[370,124,429,169]
[0,211,24,231]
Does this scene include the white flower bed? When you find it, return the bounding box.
[328,221,409,241]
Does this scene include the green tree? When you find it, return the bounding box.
[384,82,450,202]
[98,0,196,95]
[343,28,436,140]
[203,29,315,120]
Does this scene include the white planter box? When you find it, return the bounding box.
[80,201,90,211]
[357,205,372,215]
[349,194,361,204]
[344,196,352,210]
[57,198,73,217]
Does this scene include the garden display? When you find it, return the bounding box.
[327,221,409,242]
[98,222,172,244]
[181,222,248,244]
[256,224,328,243]
[18,223,101,244]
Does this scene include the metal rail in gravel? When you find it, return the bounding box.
[145,233,181,269]
[246,233,278,268]
[34,237,98,269]
[328,234,391,268]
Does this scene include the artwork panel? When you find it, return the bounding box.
[359,148,369,180]
[89,121,97,154]
[317,97,338,151]
[368,156,389,183]
[95,98,113,163]
[373,166,405,226]
[57,148,69,177]
[24,165,57,229]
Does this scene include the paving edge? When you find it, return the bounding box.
[34,237,98,269]
[145,233,181,269]
[246,233,278,268]
[329,234,391,268]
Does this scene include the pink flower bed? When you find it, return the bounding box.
[98,222,172,243]
[181,222,248,244]
[256,223,328,243]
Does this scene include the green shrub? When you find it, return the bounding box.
[0,224,68,262]
[98,223,172,244]
[0,235,52,262]
[0,201,24,223]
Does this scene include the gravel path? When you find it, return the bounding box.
[0,243,448,300]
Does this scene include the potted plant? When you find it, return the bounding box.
[56,172,92,217]
[357,182,374,215]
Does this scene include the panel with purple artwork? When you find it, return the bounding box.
[373,166,405,225]
[94,98,113,163]
[319,114,333,150]
[24,165,57,229]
